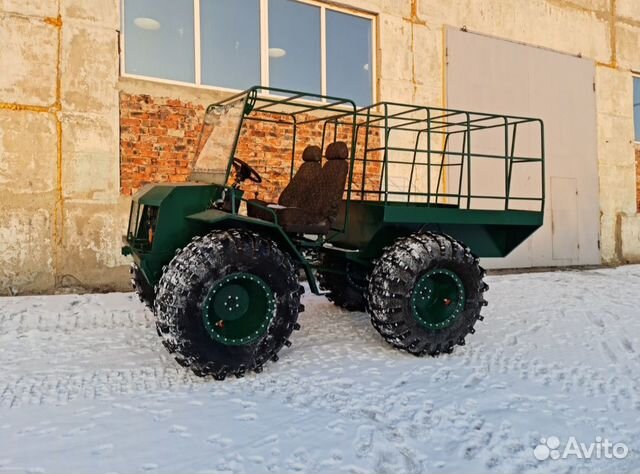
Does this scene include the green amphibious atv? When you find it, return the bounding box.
[122,86,545,379]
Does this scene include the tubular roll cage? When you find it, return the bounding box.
[199,86,545,235]
[340,102,545,212]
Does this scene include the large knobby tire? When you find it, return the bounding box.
[130,263,155,311]
[154,229,303,379]
[366,232,488,356]
[317,252,367,312]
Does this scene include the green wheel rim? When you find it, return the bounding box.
[202,272,276,346]
[411,268,466,330]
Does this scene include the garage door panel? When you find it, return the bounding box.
[447,28,600,268]
[551,177,580,260]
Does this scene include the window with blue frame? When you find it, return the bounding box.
[123,0,195,83]
[326,9,372,106]
[200,0,261,90]
[122,0,374,104]
[268,0,321,94]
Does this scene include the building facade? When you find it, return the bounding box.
[0,0,639,294]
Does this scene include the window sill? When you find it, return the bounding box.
[119,74,365,113]
[119,74,241,106]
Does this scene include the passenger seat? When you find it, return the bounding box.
[318,141,349,226]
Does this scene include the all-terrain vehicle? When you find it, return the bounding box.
[122,86,544,379]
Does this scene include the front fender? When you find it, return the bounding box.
[186,210,320,293]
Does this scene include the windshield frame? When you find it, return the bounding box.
[190,86,358,186]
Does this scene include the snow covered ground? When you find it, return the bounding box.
[0,265,639,474]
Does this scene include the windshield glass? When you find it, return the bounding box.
[190,95,246,184]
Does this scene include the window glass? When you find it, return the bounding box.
[326,10,372,105]
[201,0,261,89]
[268,0,321,94]
[634,77,640,141]
[122,0,374,102]
[192,98,246,185]
[124,0,195,83]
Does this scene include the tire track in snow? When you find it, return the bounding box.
[0,368,203,408]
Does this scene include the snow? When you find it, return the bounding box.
[1,265,639,473]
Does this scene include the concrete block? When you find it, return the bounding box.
[617,0,640,21]
[598,161,637,214]
[419,0,510,30]
[412,24,442,88]
[379,78,415,102]
[60,200,130,288]
[563,0,609,13]
[418,0,611,63]
[599,212,617,263]
[412,83,441,108]
[595,66,634,118]
[61,23,118,114]
[596,114,635,166]
[0,15,58,106]
[0,207,54,294]
[335,0,409,17]
[0,0,58,18]
[378,14,413,81]
[61,0,120,30]
[61,112,119,202]
[621,213,640,262]
[382,0,411,17]
[0,109,57,194]
[615,23,640,70]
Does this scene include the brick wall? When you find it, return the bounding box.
[120,93,381,203]
[120,94,202,196]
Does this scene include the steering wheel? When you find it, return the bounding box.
[232,157,262,184]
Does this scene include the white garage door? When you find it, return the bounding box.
[447,28,601,268]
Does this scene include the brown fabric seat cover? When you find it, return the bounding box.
[317,141,349,225]
[278,145,322,208]
[247,145,321,220]
[248,142,349,235]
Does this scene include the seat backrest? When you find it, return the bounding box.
[319,141,349,223]
[278,145,323,208]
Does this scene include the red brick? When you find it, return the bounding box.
[119,92,380,200]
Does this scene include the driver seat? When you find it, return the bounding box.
[275,141,349,234]
[247,142,349,235]
[247,145,323,220]
[278,145,323,208]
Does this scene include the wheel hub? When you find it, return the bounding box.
[212,284,249,321]
[411,268,466,330]
[202,272,275,346]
